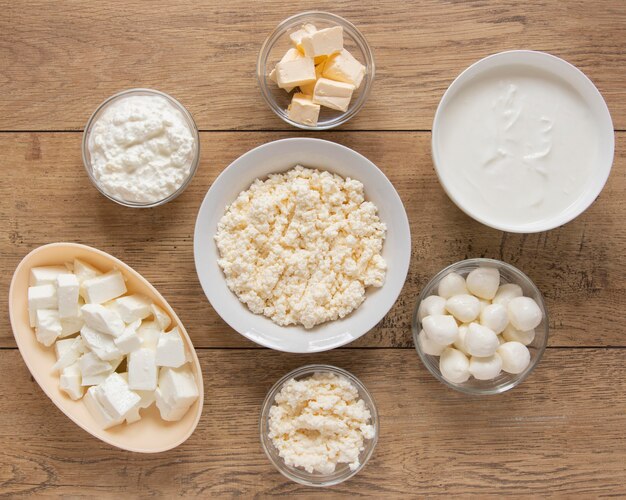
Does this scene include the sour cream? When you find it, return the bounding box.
[433,55,610,231]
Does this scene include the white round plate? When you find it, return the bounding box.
[432,50,614,233]
[194,138,411,353]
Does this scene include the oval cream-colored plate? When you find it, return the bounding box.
[8,242,204,453]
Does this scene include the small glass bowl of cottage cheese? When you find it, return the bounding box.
[82,89,200,208]
[260,364,379,487]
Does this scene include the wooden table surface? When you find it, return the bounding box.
[1,1,625,497]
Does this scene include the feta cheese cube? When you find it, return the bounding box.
[73,258,100,283]
[287,93,321,127]
[155,388,190,422]
[95,372,140,420]
[155,327,187,368]
[29,266,70,286]
[57,273,80,318]
[312,78,355,112]
[137,321,161,349]
[300,26,343,58]
[114,319,142,354]
[82,270,126,304]
[275,57,316,90]
[59,363,84,400]
[35,309,62,346]
[79,351,114,377]
[322,48,366,89]
[81,304,125,337]
[128,348,158,391]
[52,336,84,373]
[119,373,156,424]
[81,371,111,386]
[60,314,85,338]
[80,326,122,360]
[83,385,124,429]
[111,294,152,323]
[158,365,199,410]
[28,284,57,327]
[150,304,171,330]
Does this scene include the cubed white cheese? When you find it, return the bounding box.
[59,363,84,400]
[155,388,190,422]
[158,365,199,410]
[81,371,111,386]
[312,78,355,112]
[80,326,122,360]
[82,270,127,304]
[137,321,161,349]
[59,314,85,338]
[119,373,156,424]
[114,319,142,354]
[28,284,57,327]
[35,309,62,346]
[111,294,152,323]
[155,327,187,368]
[73,258,100,283]
[81,303,125,337]
[52,336,84,373]
[275,57,316,90]
[78,351,114,377]
[57,273,80,318]
[83,385,124,429]
[322,48,366,89]
[287,93,321,127]
[128,348,158,391]
[29,266,69,286]
[95,372,140,421]
[150,304,171,330]
[300,26,343,58]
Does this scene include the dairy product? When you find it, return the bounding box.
[323,48,365,88]
[87,94,196,203]
[275,57,316,89]
[268,372,375,474]
[215,166,387,329]
[435,67,600,228]
[287,93,320,126]
[312,78,355,112]
[300,26,343,59]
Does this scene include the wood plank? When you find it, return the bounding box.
[1,132,624,348]
[1,0,625,130]
[0,348,624,497]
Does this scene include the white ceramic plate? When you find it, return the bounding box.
[194,138,411,353]
[432,50,614,233]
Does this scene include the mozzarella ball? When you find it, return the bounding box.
[465,322,499,357]
[422,315,459,345]
[497,341,531,374]
[418,329,446,356]
[453,324,469,354]
[439,347,470,383]
[469,353,503,380]
[480,303,509,334]
[418,295,447,321]
[507,296,542,331]
[478,298,491,313]
[437,272,468,299]
[492,283,523,307]
[445,294,480,323]
[466,267,500,300]
[502,324,535,345]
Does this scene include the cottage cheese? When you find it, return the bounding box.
[268,372,375,474]
[215,166,387,329]
[88,94,196,203]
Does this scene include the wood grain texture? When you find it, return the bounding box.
[0,0,625,130]
[1,132,624,348]
[0,348,625,497]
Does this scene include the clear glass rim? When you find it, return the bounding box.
[259,364,379,487]
[256,11,375,131]
[412,258,550,396]
[81,88,201,208]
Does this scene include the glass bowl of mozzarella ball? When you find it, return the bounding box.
[413,258,549,395]
[257,11,374,130]
[259,365,379,487]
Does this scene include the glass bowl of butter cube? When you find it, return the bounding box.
[257,11,375,130]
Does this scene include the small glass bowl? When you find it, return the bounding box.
[259,364,379,487]
[82,88,200,208]
[413,258,549,395]
[257,11,375,130]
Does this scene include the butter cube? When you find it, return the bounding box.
[150,304,171,330]
[313,78,355,112]
[82,270,126,304]
[81,304,125,337]
[299,63,325,95]
[35,309,62,346]
[275,57,316,90]
[80,325,122,361]
[114,319,142,354]
[128,348,158,391]
[59,362,84,400]
[29,266,69,286]
[112,294,152,324]
[269,47,305,92]
[95,372,140,421]
[323,48,365,89]
[57,273,80,318]
[288,93,321,126]
[52,336,84,373]
[83,385,124,429]
[158,365,199,410]
[137,320,161,349]
[60,314,85,338]
[28,284,57,327]
[289,23,317,48]
[300,26,343,58]
[156,327,187,368]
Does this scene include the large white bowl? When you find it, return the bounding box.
[194,138,411,353]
